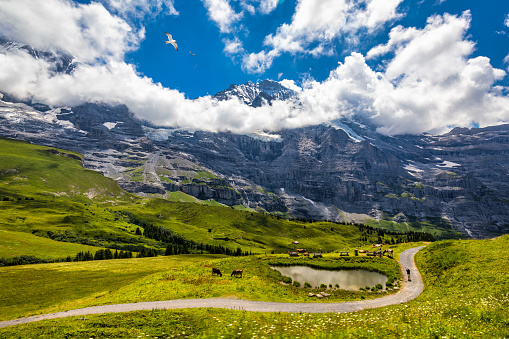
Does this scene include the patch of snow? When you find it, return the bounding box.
[464,228,473,237]
[404,163,424,173]
[404,161,425,178]
[143,127,178,141]
[301,196,319,208]
[436,161,461,168]
[327,119,365,142]
[247,130,283,142]
[103,122,119,130]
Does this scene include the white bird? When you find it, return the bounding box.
[165,32,178,52]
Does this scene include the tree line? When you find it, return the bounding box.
[120,211,251,257]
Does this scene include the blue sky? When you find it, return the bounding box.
[122,0,509,99]
[1,0,509,135]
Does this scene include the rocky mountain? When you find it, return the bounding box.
[212,80,296,107]
[1,40,508,239]
[2,92,509,239]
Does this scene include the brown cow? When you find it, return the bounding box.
[231,269,243,278]
[212,268,222,277]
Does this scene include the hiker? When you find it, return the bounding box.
[406,268,411,281]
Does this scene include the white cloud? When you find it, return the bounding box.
[242,50,280,74]
[505,13,509,27]
[244,0,404,73]
[0,0,141,63]
[100,0,179,20]
[259,0,279,14]
[1,2,508,137]
[223,37,244,55]
[279,79,302,92]
[353,12,509,135]
[202,0,242,34]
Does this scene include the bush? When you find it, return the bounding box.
[304,282,312,288]
[282,276,292,284]
[375,283,383,290]
[292,281,301,288]
[320,283,327,289]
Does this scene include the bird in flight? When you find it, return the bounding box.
[165,32,178,51]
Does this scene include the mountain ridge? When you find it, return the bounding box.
[0,41,508,239]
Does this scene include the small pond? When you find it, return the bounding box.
[271,266,388,290]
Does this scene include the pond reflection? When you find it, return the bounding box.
[271,266,388,290]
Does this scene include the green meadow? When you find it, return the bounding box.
[0,236,507,338]
[1,137,506,338]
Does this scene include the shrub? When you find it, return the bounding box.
[282,276,292,284]
[335,283,340,288]
[292,281,301,288]
[320,283,327,289]
[304,282,312,288]
[375,283,383,290]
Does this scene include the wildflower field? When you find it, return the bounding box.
[1,235,508,338]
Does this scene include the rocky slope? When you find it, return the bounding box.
[2,93,509,238]
[0,36,508,238]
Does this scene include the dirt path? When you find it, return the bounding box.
[0,246,425,328]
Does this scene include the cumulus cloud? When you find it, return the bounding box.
[100,0,179,20]
[223,37,244,55]
[242,50,280,74]
[347,11,508,135]
[243,0,404,73]
[1,1,508,136]
[202,0,243,34]
[259,0,279,14]
[0,0,141,63]
[279,79,302,92]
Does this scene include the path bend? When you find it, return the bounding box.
[0,246,425,329]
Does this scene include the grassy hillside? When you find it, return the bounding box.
[0,229,103,259]
[1,237,507,338]
[0,137,128,202]
[1,137,430,261]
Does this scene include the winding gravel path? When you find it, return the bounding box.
[0,246,425,329]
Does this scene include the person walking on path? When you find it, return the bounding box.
[406,267,411,281]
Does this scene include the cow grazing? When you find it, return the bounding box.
[288,252,299,257]
[383,249,394,258]
[231,269,243,278]
[212,268,222,277]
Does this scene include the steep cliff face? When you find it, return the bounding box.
[2,86,509,238]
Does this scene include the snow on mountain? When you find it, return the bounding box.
[212,79,296,107]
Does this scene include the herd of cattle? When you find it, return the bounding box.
[212,268,243,277]
[211,246,395,278]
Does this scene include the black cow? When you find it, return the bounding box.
[231,269,243,278]
[212,268,222,277]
